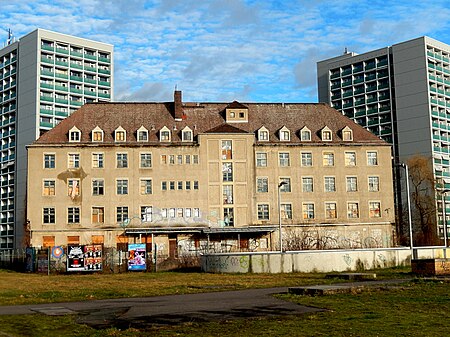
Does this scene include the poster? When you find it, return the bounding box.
[67,245,103,272]
[128,243,146,271]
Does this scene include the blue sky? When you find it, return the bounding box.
[2,0,450,103]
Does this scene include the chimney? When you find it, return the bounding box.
[174,90,184,121]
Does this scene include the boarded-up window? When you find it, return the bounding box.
[92,235,104,244]
[43,236,55,248]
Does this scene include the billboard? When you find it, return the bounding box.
[67,245,103,272]
[128,243,146,271]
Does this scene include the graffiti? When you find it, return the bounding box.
[377,254,387,263]
[343,254,353,266]
[239,256,249,269]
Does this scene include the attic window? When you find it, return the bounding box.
[279,126,290,141]
[69,126,81,142]
[342,126,353,141]
[137,126,148,142]
[258,126,269,141]
[321,126,332,141]
[182,126,193,142]
[300,127,311,141]
[115,126,126,142]
[160,126,171,142]
[92,126,103,142]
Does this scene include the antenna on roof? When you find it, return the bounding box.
[344,47,348,54]
[3,28,15,46]
[175,84,178,91]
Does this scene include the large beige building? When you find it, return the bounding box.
[27,92,395,258]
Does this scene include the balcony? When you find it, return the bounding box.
[55,72,68,79]
[353,78,364,84]
[40,95,53,103]
[55,47,69,55]
[40,121,53,128]
[98,56,110,63]
[41,44,54,52]
[55,110,68,117]
[84,66,97,73]
[84,90,96,96]
[70,100,83,106]
[70,50,83,58]
[40,109,54,115]
[40,57,53,65]
[84,78,96,84]
[365,63,376,70]
[55,85,68,92]
[85,53,96,60]
[98,92,110,99]
[98,80,110,87]
[55,98,68,104]
[330,72,340,79]
[378,83,389,90]
[343,102,353,108]
[377,59,388,67]
[70,75,83,82]
[55,60,69,67]
[98,68,110,75]
[41,70,54,77]
[40,83,54,90]
[70,63,83,69]
[70,87,82,94]
[379,106,390,112]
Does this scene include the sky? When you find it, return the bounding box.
[2,0,450,103]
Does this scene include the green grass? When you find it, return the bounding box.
[1,267,445,337]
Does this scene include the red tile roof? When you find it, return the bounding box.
[33,100,387,146]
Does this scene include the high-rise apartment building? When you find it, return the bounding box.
[0,29,113,249]
[317,36,450,241]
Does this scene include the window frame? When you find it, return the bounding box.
[116,153,128,168]
[67,153,80,169]
[140,152,152,168]
[116,179,129,195]
[44,153,56,169]
[278,152,290,167]
[67,207,80,224]
[43,207,55,224]
[43,179,55,196]
[92,178,104,196]
[257,204,270,220]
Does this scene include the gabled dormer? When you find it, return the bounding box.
[91,126,104,142]
[341,126,353,141]
[137,126,148,142]
[257,126,269,141]
[69,126,81,142]
[321,126,333,141]
[114,126,126,142]
[160,126,171,142]
[181,126,193,142]
[278,126,290,141]
[225,101,248,123]
[300,126,311,141]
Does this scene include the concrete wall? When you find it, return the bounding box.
[201,247,449,273]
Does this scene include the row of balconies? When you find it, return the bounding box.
[0,56,17,69]
[40,70,111,85]
[329,58,388,79]
[428,63,450,75]
[41,56,111,74]
[429,74,450,86]
[0,68,17,80]
[0,105,16,114]
[41,44,110,63]
[0,81,16,91]
[0,93,16,104]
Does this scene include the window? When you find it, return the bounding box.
[302,177,313,192]
[177,181,183,190]
[257,177,268,193]
[141,206,152,222]
[140,179,152,195]
[185,155,191,164]
[301,128,311,141]
[92,179,104,195]
[68,153,80,168]
[323,152,334,166]
[279,177,291,192]
[279,152,290,167]
[161,181,167,191]
[169,181,175,190]
[69,127,81,142]
[257,204,269,220]
[367,151,378,166]
[116,206,128,223]
[281,204,292,219]
[116,153,128,168]
[92,127,103,142]
[161,155,167,164]
[43,180,55,196]
[369,176,380,192]
[369,201,381,218]
[92,207,104,223]
[43,207,55,224]
[193,155,199,164]
[182,126,193,142]
[325,202,337,219]
[345,152,356,166]
[68,179,80,197]
[92,153,104,168]
[303,203,315,219]
[324,177,336,192]
[169,155,175,165]
[44,154,55,169]
[140,153,152,168]
[301,152,312,167]
[222,163,233,182]
[223,208,234,226]
[321,127,332,141]
[258,127,269,141]
[160,126,171,142]
[346,177,358,192]
[169,208,176,218]
[256,153,268,167]
[342,127,353,141]
[279,127,290,141]
[116,179,128,195]
[345,202,359,218]
[137,127,148,142]
[223,185,233,204]
[68,207,80,223]
[177,155,183,165]
[193,181,199,190]
[185,181,191,190]
[221,140,232,160]
[115,127,126,142]
[193,208,200,217]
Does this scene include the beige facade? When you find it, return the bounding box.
[26,94,395,257]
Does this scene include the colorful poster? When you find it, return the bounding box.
[67,245,103,272]
[128,243,146,271]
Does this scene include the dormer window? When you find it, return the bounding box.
[225,101,248,123]
[115,126,126,142]
[321,126,333,141]
[160,126,171,142]
[258,126,269,141]
[279,126,290,141]
[342,126,353,141]
[182,126,193,142]
[91,126,103,142]
[137,126,148,142]
[300,127,311,141]
[69,126,81,142]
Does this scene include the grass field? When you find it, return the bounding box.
[0,267,448,336]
